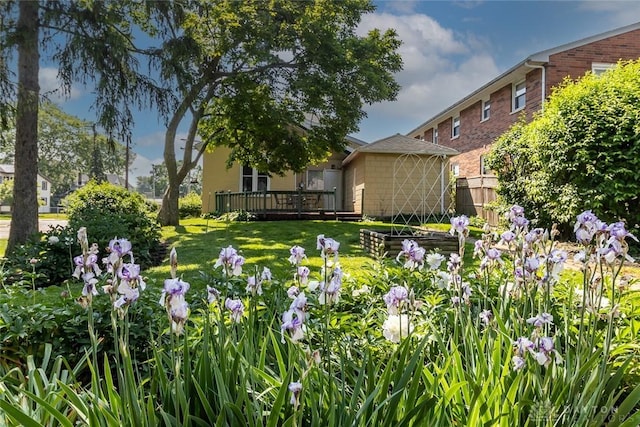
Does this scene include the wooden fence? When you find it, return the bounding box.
[455,176,499,225]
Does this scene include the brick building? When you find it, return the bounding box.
[406,22,640,221]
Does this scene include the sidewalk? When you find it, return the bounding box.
[0,219,68,239]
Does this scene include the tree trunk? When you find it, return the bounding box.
[158,182,180,226]
[7,1,40,254]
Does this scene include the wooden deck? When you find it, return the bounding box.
[213,190,362,221]
[258,211,362,221]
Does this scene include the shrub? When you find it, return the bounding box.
[0,284,159,373]
[178,192,202,218]
[2,225,78,288]
[216,210,256,222]
[487,59,640,236]
[62,180,162,268]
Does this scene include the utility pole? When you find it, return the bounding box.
[125,138,130,190]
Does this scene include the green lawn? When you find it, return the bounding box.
[0,218,479,307]
[151,218,400,285]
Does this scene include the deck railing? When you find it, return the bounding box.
[214,189,337,217]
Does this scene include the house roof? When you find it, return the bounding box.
[342,133,458,166]
[345,135,367,152]
[0,164,51,182]
[406,21,640,137]
[0,164,14,174]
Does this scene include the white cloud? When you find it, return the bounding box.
[128,152,163,182]
[134,130,191,149]
[355,12,500,138]
[129,130,201,183]
[39,67,83,102]
[578,1,640,27]
[135,130,167,148]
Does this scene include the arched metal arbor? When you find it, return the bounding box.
[391,153,454,234]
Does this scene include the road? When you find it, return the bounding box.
[0,219,68,239]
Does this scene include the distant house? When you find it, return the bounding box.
[406,21,640,222]
[0,164,52,213]
[76,173,126,188]
[201,136,366,214]
[201,134,458,220]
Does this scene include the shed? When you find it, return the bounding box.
[342,134,458,221]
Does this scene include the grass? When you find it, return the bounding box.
[0,218,476,307]
[154,218,396,285]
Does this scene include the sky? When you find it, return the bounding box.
[41,1,640,183]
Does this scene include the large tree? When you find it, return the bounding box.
[0,101,131,202]
[0,1,167,253]
[486,59,640,233]
[146,0,403,226]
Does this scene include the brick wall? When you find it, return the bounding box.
[545,29,640,89]
[436,81,533,176]
[425,29,640,177]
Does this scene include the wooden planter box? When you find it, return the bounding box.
[359,228,459,258]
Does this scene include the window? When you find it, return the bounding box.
[307,170,324,190]
[41,181,47,191]
[452,116,460,138]
[241,165,268,192]
[513,81,526,111]
[592,62,616,76]
[433,127,438,145]
[451,163,460,177]
[480,155,492,175]
[482,99,491,121]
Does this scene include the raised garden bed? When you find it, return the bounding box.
[360,228,459,258]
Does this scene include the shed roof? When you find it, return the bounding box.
[342,133,458,166]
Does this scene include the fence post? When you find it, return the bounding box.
[333,187,337,217]
[297,188,302,219]
[360,187,365,216]
[263,190,267,215]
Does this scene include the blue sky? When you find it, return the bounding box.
[42,1,640,181]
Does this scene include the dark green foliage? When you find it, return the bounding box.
[2,225,78,289]
[62,181,162,268]
[178,192,202,218]
[215,210,257,222]
[487,59,640,236]
[0,285,159,375]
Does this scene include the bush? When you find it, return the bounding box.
[216,210,256,222]
[2,225,78,288]
[487,59,640,234]
[0,284,159,375]
[62,180,162,268]
[178,192,202,218]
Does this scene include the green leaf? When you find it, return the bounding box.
[15,387,75,427]
[608,382,640,427]
[0,399,44,427]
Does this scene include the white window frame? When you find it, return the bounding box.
[480,155,492,175]
[451,116,460,139]
[481,99,491,121]
[512,80,526,112]
[240,166,269,192]
[592,62,616,76]
[433,127,438,144]
[451,163,460,177]
[306,170,324,190]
